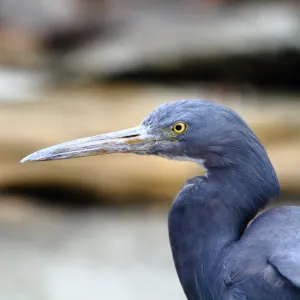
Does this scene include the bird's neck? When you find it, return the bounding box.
[209,161,279,226]
[168,162,280,300]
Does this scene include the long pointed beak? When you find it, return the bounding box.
[21,126,154,163]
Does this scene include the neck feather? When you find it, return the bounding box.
[168,151,280,300]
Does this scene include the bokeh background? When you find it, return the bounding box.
[0,1,300,299]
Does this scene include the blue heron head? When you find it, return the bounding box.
[20,99,276,178]
[140,99,262,169]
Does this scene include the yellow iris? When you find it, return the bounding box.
[172,122,187,134]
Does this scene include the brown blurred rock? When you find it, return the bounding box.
[0,27,41,67]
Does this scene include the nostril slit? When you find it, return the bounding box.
[121,134,140,138]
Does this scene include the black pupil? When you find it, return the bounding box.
[175,124,183,131]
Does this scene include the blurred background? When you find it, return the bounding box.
[0,0,300,299]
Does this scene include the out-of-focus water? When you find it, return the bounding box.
[0,199,185,300]
[0,196,298,300]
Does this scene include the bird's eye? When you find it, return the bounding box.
[172,122,187,134]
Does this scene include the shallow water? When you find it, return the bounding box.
[0,199,185,300]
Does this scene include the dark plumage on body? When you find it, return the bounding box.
[21,100,300,300]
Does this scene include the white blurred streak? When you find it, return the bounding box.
[64,3,300,76]
[0,68,48,101]
[0,0,106,36]
[0,0,78,34]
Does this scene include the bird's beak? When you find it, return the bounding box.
[20,125,155,163]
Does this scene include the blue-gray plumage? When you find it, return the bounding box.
[21,99,300,299]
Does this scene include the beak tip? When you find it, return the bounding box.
[20,152,43,163]
[20,155,33,163]
[20,158,26,164]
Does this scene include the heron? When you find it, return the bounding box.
[21,99,300,299]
